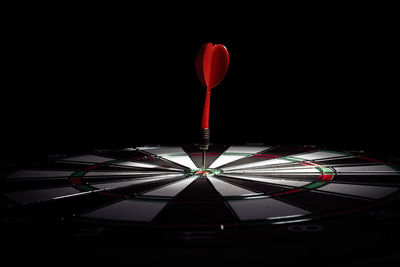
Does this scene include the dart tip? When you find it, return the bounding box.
[202,149,206,170]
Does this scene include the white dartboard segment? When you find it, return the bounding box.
[289,151,350,161]
[225,167,321,175]
[333,165,400,175]
[219,174,311,187]
[221,158,292,171]
[112,161,182,171]
[228,198,311,221]
[209,146,270,169]
[84,170,173,177]
[136,146,197,169]
[91,174,184,190]
[5,186,81,204]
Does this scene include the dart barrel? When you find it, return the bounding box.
[200,128,210,150]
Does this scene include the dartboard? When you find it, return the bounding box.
[2,144,400,229]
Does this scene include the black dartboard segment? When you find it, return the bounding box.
[1,145,400,228]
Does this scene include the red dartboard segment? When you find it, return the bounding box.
[70,177,83,185]
[272,189,303,197]
[320,174,334,181]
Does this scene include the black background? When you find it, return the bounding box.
[2,2,398,162]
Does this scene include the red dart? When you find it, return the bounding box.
[195,42,229,135]
[195,42,229,170]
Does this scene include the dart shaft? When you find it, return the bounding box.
[202,149,206,170]
[201,88,211,129]
[200,87,211,152]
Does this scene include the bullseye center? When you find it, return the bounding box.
[188,168,222,176]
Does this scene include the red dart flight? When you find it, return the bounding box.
[195,42,229,151]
